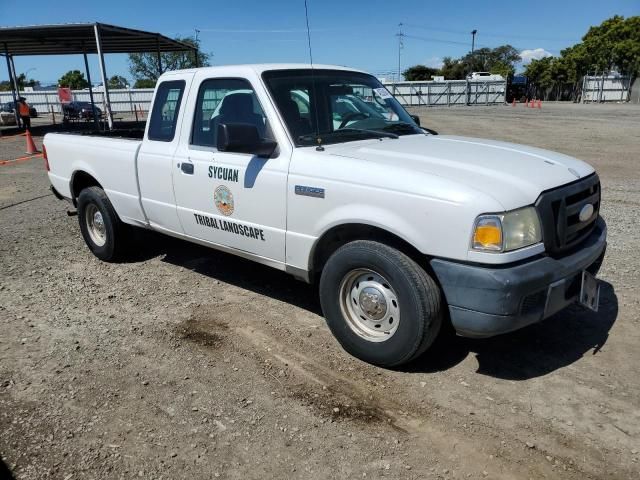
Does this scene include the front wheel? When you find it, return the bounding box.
[77,186,129,262]
[319,240,443,367]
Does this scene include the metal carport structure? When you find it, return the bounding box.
[0,23,197,129]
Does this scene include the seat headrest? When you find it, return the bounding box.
[281,98,301,122]
[220,93,254,116]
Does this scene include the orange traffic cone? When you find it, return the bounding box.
[25,130,40,154]
[529,99,534,108]
[512,99,516,107]
[537,99,542,109]
[524,98,529,107]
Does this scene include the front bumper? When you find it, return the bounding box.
[430,217,607,338]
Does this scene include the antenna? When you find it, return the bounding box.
[304,0,323,150]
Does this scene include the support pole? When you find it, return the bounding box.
[83,47,100,129]
[4,47,21,128]
[94,23,113,129]
[194,48,199,68]
[10,55,21,101]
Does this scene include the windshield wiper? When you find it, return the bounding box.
[298,128,398,144]
[332,128,399,139]
[382,122,422,134]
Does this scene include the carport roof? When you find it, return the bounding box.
[0,23,196,56]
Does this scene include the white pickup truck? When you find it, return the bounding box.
[45,64,606,367]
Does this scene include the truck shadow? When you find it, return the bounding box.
[406,281,618,380]
[137,230,322,315]
[135,230,618,380]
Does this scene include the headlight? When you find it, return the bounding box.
[472,207,542,252]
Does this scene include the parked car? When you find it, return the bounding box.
[44,64,606,367]
[0,110,17,126]
[62,101,102,120]
[1,101,38,117]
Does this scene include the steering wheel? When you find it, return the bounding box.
[338,112,369,129]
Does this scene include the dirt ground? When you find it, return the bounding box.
[1,102,639,479]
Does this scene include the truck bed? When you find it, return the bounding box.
[45,131,146,225]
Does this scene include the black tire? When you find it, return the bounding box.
[77,186,129,262]
[319,240,443,367]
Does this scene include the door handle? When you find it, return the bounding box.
[180,162,194,175]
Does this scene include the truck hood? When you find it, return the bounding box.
[325,134,595,210]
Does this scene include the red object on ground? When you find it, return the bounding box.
[537,99,542,109]
[25,130,40,154]
[512,99,516,107]
[524,98,529,107]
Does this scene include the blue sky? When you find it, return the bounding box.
[1,0,637,85]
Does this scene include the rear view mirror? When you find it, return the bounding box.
[329,85,354,95]
[217,123,277,158]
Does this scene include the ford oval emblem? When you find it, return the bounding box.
[578,203,594,222]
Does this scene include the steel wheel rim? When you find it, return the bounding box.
[85,203,106,247]
[339,268,400,342]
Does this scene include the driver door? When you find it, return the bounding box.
[172,77,288,263]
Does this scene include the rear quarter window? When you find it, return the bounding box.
[148,80,186,142]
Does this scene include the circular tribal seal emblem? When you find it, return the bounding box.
[214,185,234,216]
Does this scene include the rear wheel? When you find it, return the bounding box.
[77,186,129,262]
[319,240,443,367]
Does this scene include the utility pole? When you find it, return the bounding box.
[396,23,404,82]
[471,29,477,53]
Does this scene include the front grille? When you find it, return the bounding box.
[535,173,600,256]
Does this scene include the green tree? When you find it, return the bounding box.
[463,45,520,77]
[580,15,640,75]
[107,75,129,89]
[402,65,440,81]
[406,45,520,80]
[0,73,39,91]
[525,15,639,101]
[133,79,157,89]
[58,70,89,89]
[128,36,210,82]
[439,57,467,79]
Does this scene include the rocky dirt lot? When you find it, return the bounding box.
[1,102,639,479]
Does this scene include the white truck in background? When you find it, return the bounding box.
[466,71,505,81]
[44,64,606,367]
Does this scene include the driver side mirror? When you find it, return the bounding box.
[410,114,421,126]
[217,123,277,158]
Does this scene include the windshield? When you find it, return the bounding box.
[262,69,424,147]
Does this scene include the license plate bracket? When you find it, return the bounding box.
[579,270,600,312]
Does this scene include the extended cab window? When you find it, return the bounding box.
[148,80,185,142]
[191,78,269,148]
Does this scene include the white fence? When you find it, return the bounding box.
[0,88,155,115]
[383,80,507,106]
[1,79,508,120]
[581,75,631,103]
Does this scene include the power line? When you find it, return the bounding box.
[402,22,579,44]
[403,34,473,47]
